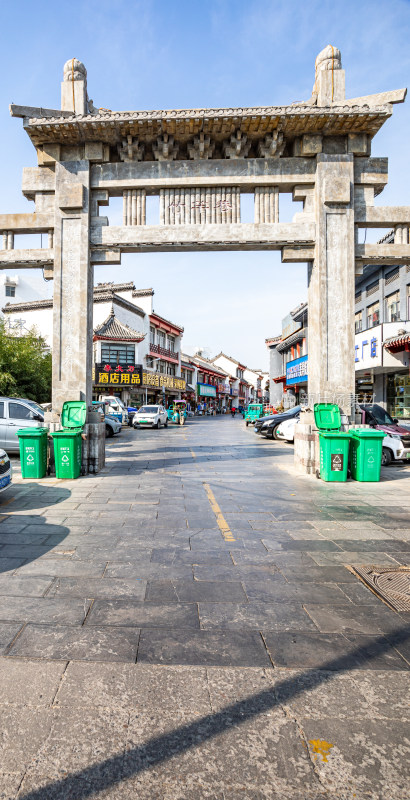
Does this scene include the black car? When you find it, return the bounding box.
[255,405,301,439]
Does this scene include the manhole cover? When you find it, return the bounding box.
[352,565,410,612]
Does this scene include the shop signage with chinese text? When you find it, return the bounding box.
[143,372,186,391]
[286,355,308,386]
[94,363,143,386]
[354,326,382,370]
[197,382,217,397]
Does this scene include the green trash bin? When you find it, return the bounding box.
[17,427,49,479]
[349,429,385,482]
[314,403,350,483]
[52,401,87,480]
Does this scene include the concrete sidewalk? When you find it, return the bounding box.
[0,417,409,799]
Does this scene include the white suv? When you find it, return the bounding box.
[133,405,168,429]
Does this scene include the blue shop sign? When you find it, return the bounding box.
[286,355,308,386]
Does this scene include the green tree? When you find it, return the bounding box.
[0,320,52,401]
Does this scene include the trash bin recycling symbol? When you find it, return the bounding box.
[62,455,69,464]
[368,455,375,464]
[331,453,343,471]
[27,454,34,463]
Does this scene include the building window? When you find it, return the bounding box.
[407,284,410,320]
[149,326,156,344]
[366,280,379,298]
[5,286,15,297]
[385,290,400,323]
[167,335,175,352]
[355,290,362,304]
[146,357,154,369]
[167,363,176,376]
[355,311,363,333]
[366,301,379,329]
[158,330,166,348]
[101,343,135,365]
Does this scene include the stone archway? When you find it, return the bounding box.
[2,47,409,472]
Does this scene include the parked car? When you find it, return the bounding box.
[133,405,168,429]
[0,449,12,494]
[0,397,45,453]
[380,433,410,466]
[256,406,301,438]
[92,402,122,438]
[359,404,410,456]
[275,415,300,442]
[127,406,138,426]
[98,396,129,425]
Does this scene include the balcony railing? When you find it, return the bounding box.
[149,343,179,361]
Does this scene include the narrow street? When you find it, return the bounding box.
[0,416,409,799]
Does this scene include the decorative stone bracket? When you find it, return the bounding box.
[118,135,144,162]
[153,134,179,161]
[187,133,215,160]
[223,131,251,159]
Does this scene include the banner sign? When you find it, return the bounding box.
[197,382,217,397]
[143,372,186,390]
[94,363,143,386]
[286,355,308,386]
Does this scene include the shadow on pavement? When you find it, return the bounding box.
[0,483,71,573]
[18,623,410,800]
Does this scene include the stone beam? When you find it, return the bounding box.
[91,158,317,194]
[22,167,55,199]
[0,249,53,268]
[10,104,73,119]
[90,249,122,265]
[0,213,53,233]
[281,246,315,262]
[355,207,410,227]
[353,158,388,194]
[355,243,410,264]
[340,88,406,107]
[92,222,315,252]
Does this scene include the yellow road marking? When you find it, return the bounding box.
[308,740,334,763]
[190,449,196,459]
[203,482,235,542]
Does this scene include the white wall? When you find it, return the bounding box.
[1,271,53,314]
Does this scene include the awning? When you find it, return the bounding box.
[273,375,286,383]
[384,331,410,353]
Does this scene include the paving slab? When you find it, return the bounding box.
[137,628,271,666]
[7,624,140,662]
[87,598,200,628]
[262,631,409,670]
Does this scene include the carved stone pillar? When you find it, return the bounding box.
[52,160,92,412]
[308,155,355,416]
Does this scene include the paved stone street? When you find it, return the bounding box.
[0,416,409,799]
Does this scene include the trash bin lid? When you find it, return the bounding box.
[350,429,385,439]
[17,427,49,436]
[61,401,87,429]
[314,403,342,431]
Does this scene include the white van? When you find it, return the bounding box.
[98,396,128,425]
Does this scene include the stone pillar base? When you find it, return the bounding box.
[294,423,320,475]
[88,422,106,474]
[43,413,105,475]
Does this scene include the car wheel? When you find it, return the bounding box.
[164,419,168,428]
[154,421,159,429]
[272,425,282,440]
[105,425,113,438]
[381,447,392,467]
[246,420,249,426]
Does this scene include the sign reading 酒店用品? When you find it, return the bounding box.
[94,363,143,386]
[286,355,308,386]
[197,382,217,397]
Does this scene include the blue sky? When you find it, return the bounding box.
[1,0,410,368]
